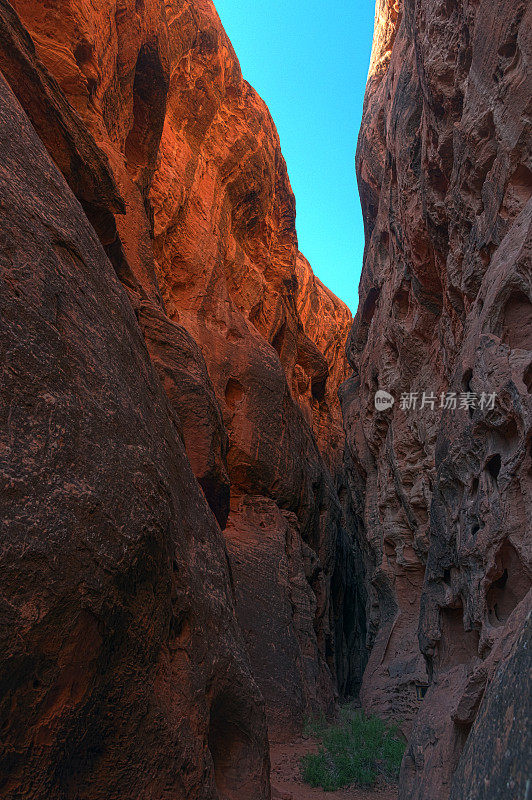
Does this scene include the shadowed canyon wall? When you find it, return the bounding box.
[344,0,531,797]
[0,65,269,799]
[0,0,359,796]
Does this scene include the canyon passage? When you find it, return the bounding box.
[0,1,530,799]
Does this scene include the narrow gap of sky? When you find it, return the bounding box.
[214,0,376,313]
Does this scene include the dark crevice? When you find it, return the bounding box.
[272,322,286,357]
[485,454,501,483]
[208,692,254,800]
[125,41,169,228]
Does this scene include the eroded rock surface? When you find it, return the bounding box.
[0,72,268,800]
[295,253,352,474]
[225,497,336,739]
[1,0,356,781]
[345,0,531,797]
[148,0,355,729]
[449,608,532,800]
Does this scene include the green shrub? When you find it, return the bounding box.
[300,707,405,791]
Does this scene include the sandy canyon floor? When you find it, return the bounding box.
[270,738,398,800]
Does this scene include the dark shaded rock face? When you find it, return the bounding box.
[0,0,359,793]
[0,72,268,800]
[224,497,337,738]
[449,610,532,800]
[345,0,531,798]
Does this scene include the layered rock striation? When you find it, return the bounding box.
[344,0,531,797]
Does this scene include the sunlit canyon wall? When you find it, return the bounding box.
[0,0,361,797]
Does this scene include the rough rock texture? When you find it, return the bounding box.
[344,0,531,796]
[0,71,268,800]
[3,0,355,770]
[295,253,352,474]
[149,0,355,731]
[224,497,336,738]
[294,254,369,698]
[7,0,232,524]
[449,608,532,800]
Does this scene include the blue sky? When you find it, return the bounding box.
[214,0,376,312]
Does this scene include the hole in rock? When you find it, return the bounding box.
[428,162,449,196]
[462,368,473,393]
[125,41,168,191]
[486,542,531,627]
[492,569,508,591]
[477,110,495,142]
[393,286,410,320]
[248,301,262,328]
[443,568,451,584]
[311,374,326,402]
[500,291,532,350]
[208,692,255,800]
[479,243,496,268]
[271,322,286,358]
[461,368,474,417]
[225,378,244,410]
[74,40,93,64]
[73,40,98,95]
[485,454,501,483]
[416,683,428,701]
[498,38,517,59]
[353,286,380,350]
[362,287,380,325]
[169,610,190,643]
[451,88,464,116]
[433,100,445,120]
[524,363,532,393]
[377,233,390,263]
[295,334,328,403]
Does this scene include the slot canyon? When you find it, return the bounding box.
[0,0,530,799]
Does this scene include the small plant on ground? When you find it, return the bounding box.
[301,705,405,791]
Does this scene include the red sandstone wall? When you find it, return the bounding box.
[0,3,356,795]
[345,0,531,797]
